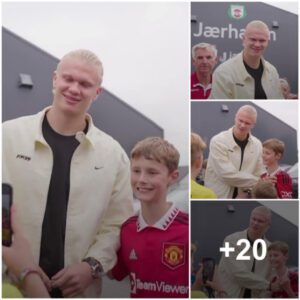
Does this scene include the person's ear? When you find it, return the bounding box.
[169,169,179,185]
[93,87,102,102]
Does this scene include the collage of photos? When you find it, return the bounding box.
[190,1,299,300]
[1,1,299,299]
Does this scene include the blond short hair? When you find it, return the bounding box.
[191,132,206,166]
[245,20,270,39]
[57,49,104,86]
[263,138,285,156]
[131,137,180,173]
[236,105,257,120]
[268,241,289,255]
[252,180,278,199]
[251,205,272,223]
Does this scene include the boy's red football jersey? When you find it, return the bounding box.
[261,168,293,199]
[112,205,189,298]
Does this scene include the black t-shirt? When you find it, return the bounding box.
[243,234,263,298]
[244,60,267,99]
[232,133,249,199]
[39,115,88,297]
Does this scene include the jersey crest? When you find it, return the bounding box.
[162,242,185,270]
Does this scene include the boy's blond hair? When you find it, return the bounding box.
[191,132,206,166]
[268,241,289,255]
[131,137,179,173]
[251,180,278,199]
[263,138,285,156]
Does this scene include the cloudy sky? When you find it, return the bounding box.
[2,1,298,165]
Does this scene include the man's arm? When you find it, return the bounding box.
[85,150,133,270]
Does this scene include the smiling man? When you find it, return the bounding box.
[209,20,283,99]
[2,49,133,297]
[191,43,218,99]
[204,105,266,199]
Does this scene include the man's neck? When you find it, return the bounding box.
[233,127,248,141]
[247,229,263,242]
[196,72,211,86]
[141,200,171,226]
[46,107,87,136]
[243,51,261,69]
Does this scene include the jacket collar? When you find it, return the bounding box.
[33,106,97,148]
[226,127,254,149]
[236,51,270,81]
[136,203,179,232]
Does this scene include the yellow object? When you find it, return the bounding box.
[191,290,207,298]
[191,179,217,199]
[2,283,23,298]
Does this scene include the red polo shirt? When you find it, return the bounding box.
[191,72,212,99]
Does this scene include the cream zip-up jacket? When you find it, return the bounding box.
[209,51,284,99]
[204,127,265,199]
[218,229,271,298]
[2,107,134,297]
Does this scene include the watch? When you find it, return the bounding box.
[82,257,104,279]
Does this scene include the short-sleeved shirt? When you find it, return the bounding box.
[112,205,189,298]
[191,72,212,99]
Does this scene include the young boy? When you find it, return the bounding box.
[268,241,298,298]
[191,132,216,199]
[109,137,189,298]
[261,138,293,199]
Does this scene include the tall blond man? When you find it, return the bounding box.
[2,49,133,297]
[204,105,265,198]
[210,20,283,99]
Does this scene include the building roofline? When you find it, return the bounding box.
[3,26,60,63]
